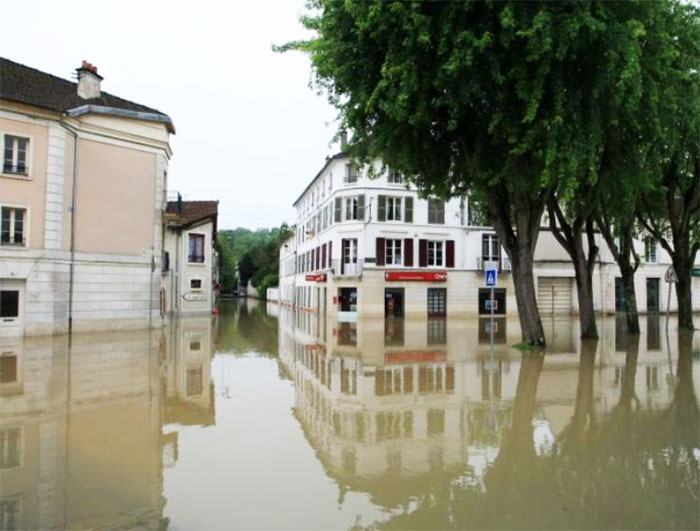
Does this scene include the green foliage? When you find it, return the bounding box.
[217,224,293,298]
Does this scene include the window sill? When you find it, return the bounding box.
[187,261,207,266]
[0,244,28,249]
[1,172,31,181]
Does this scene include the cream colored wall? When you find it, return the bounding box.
[74,139,156,254]
[0,117,48,249]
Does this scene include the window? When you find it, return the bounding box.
[386,197,402,221]
[189,339,201,351]
[3,135,29,176]
[342,238,358,264]
[645,237,657,263]
[482,234,500,264]
[427,288,447,317]
[428,199,445,224]
[388,169,403,184]
[427,241,444,266]
[343,195,365,221]
[0,291,19,318]
[188,233,205,263]
[1,207,26,247]
[386,239,402,265]
[186,366,203,396]
[344,163,358,183]
[0,427,21,468]
[190,278,202,290]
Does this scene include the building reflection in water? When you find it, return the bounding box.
[0,315,215,531]
[278,307,700,528]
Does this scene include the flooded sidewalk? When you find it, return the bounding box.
[0,300,698,529]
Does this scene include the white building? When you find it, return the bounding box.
[279,150,699,319]
[162,198,219,315]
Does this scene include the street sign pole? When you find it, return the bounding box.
[664,265,678,330]
[485,268,498,365]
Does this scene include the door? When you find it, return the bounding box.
[427,288,447,317]
[384,288,404,318]
[0,280,24,337]
[538,277,572,315]
[646,278,660,312]
[338,288,357,312]
[615,278,626,312]
[341,239,358,275]
[478,288,506,315]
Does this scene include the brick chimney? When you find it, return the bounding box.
[76,60,103,99]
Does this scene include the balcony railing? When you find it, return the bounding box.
[331,259,363,277]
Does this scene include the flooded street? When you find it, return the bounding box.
[1,301,699,530]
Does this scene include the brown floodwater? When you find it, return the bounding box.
[0,300,698,530]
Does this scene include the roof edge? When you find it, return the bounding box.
[66,104,176,134]
[292,151,348,207]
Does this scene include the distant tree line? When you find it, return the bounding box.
[217,224,293,298]
[279,0,699,345]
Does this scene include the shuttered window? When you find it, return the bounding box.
[404,238,414,266]
[376,237,385,266]
[386,239,402,265]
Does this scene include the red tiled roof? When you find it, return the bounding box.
[166,200,218,228]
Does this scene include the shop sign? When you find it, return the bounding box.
[385,271,447,282]
[305,274,327,282]
[385,350,447,364]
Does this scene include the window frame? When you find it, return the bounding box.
[427,240,444,267]
[428,199,445,225]
[645,237,658,263]
[0,204,30,248]
[386,196,402,221]
[385,238,403,266]
[1,133,32,179]
[189,277,203,291]
[482,233,500,263]
[187,232,206,264]
[387,169,403,185]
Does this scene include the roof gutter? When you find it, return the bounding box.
[65,104,176,134]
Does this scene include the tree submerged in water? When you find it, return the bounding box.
[279,0,699,343]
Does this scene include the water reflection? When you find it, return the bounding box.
[279,309,700,529]
[0,304,697,530]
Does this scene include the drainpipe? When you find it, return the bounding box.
[58,119,79,334]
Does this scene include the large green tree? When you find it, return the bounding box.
[281,0,671,345]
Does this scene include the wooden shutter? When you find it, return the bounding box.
[322,244,327,269]
[405,197,413,223]
[378,195,386,221]
[446,240,455,268]
[419,239,427,267]
[404,238,413,267]
[311,249,315,271]
[438,200,445,224]
[340,239,345,274]
[358,194,365,221]
[335,197,342,222]
[316,246,321,270]
[376,237,386,266]
[328,240,332,262]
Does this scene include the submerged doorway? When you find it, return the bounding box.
[338,288,357,312]
[646,278,660,312]
[384,288,404,318]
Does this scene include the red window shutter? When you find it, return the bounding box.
[419,239,427,267]
[404,238,413,267]
[376,237,386,266]
[316,246,320,270]
[322,244,327,268]
[328,241,332,262]
[446,240,455,268]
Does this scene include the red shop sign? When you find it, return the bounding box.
[385,271,447,282]
[305,274,327,282]
[385,350,447,364]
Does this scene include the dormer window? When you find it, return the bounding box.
[388,170,403,184]
[344,163,358,183]
[3,135,29,176]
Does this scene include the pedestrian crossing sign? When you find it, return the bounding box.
[485,269,498,287]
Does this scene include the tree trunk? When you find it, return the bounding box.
[621,265,641,334]
[572,247,598,339]
[509,244,546,346]
[673,257,694,330]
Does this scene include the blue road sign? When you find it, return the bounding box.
[485,269,498,287]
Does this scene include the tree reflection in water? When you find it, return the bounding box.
[379,333,699,530]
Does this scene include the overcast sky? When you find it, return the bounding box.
[1,0,338,230]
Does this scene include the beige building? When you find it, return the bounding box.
[162,198,219,315]
[0,58,174,336]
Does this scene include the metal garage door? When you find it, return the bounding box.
[538,277,572,315]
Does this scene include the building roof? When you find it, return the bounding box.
[0,57,173,130]
[166,200,219,229]
[292,151,348,207]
